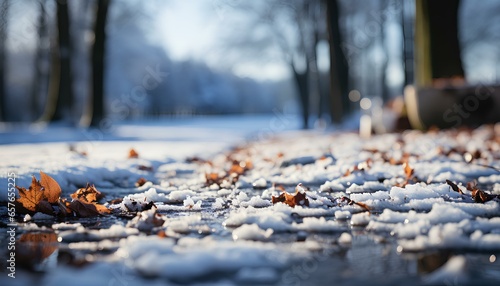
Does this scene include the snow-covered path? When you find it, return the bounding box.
[1,118,500,285]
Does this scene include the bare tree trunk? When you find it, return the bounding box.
[380,0,390,102]
[291,61,309,129]
[326,0,349,124]
[401,0,414,87]
[55,0,73,121]
[415,0,464,86]
[0,0,9,121]
[39,0,74,123]
[88,0,111,127]
[30,0,48,121]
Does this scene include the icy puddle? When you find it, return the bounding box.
[2,126,500,285]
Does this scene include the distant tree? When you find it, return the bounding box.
[0,0,9,121]
[401,0,414,87]
[30,0,48,121]
[220,0,329,128]
[415,0,464,86]
[84,0,111,127]
[326,0,348,123]
[39,0,74,123]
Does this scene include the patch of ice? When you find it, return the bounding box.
[123,236,291,281]
[422,256,468,285]
[235,267,279,284]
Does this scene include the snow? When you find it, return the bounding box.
[232,224,274,241]
[293,217,347,233]
[59,224,139,243]
[252,177,268,188]
[338,232,353,244]
[2,119,500,285]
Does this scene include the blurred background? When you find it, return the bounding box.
[0,0,499,130]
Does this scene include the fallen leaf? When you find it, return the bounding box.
[138,165,153,172]
[71,183,103,203]
[340,196,371,212]
[109,198,123,204]
[446,180,463,194]
[205,172,225,186]
[16,176,44,212]
[403,162,414,180]
[40,171,61,203]
[466,180,477,192]
[37,200,54,215]
[68,199,110,217]
[128,148,139,158]
[471,188,495,204]
[353,201,371,212]
[16,172,61,214]
[135,177,148,187]
[271,183,309,208]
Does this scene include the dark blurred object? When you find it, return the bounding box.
[405,0,500,129]
[405,84,500,129]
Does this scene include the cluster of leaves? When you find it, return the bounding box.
[271,183,309,208]
[343,159,373,177]
[205,159,253,187]
[446,179,499,203]
[15,171,110,218]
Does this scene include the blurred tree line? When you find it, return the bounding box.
[0,0,288,127]
[0,0,499,129]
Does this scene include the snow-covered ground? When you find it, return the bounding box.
[1,117,500,285]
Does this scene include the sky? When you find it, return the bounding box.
[153,0,290,81]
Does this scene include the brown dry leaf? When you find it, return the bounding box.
[341,196,371,212]
[157,230,168,238]
[471,189,495,204]
[205,172,224,186]
[403,162,414,180]
[446,180,464,194]
[353,201,371,212]
[466,180,477,192]
[109,198,123,204]
[68,199,110,217]
[229,163,245,175]
[16,176,44,212]
[138,165,153,172]
[135,177,148,187]
[128,148,139,158]
[40,171,61,203]
[271,184,309,208]
[37,200,54,215]
[71,183,103,203]
[271,193,286,204]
